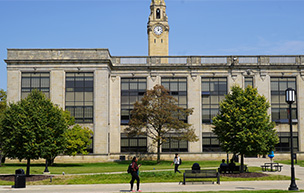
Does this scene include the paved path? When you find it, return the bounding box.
[0,158,303,192]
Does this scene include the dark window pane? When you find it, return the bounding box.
[121,134,147,153]
[121,78,147,125]
[271,77,297,123]
[65,73,94,123]
[21,72,50,99]
[201,78,227,123]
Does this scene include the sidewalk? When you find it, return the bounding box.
[0,158,303,193]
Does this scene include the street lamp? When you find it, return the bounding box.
[285,88,298,191]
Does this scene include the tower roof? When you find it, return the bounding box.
[151,0,166,6]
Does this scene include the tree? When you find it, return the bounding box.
[0,90,69,176]
[212,85,278,172]
[64,124,93,156]
[0,89,7,166]
[41,109,75,166]
[0,89,6,114]
[126,85,198,163]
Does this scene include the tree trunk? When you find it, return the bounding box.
[26,158,30,176]
[1,156,5,164]
[47,157,55,166]
[0,153,2,167]
[157,138,161,163]
[240,154,244,173]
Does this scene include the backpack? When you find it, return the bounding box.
[127,163,132,173]
[179,158,182,165]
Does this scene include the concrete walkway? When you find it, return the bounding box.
[0,158,303,193]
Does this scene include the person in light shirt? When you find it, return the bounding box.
[171,153,181,173]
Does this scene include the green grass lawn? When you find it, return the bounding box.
[279,160,304,167]
[0,160,291,186]
[0,160,221,175]
[13,169,290,186]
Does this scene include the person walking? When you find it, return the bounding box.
[171,153,181,173]
[130,156,142,192]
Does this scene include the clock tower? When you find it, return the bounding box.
[147,0,169,56]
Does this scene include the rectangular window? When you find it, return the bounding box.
[121,78,147,125]
[201,78,227,123]
[161,77,187,122]
[245,77,253,88]
[162,133,188,152]
[271,77,297,123]
[65,72,94,123]
[202,132,223,152]
[275,132,298,152]
[21,72,50,99]
[121,133,147,153]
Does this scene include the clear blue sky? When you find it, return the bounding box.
[1,0,304,90]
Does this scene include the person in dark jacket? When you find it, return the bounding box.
[130,156,142,192]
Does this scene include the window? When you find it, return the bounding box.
[271,77,297,123]
[21,72,50,99]
[121,78,147,125]
[161,77,187,122]
[65,72,94,123]
[202,132,223,152]
[156,8,160,19]
[275,132,298,152]
[121,133,147,153]
[201,78,227,123]
[162,134,188,152]
[245,77,253,88]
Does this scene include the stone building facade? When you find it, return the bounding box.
[5,0,304,160]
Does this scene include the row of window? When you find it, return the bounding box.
[121,132,299,153]
[20,73,297,125]
[21,72,94,123]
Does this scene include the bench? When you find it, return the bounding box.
[218,165,248,174]
[261,163,283,172]
[182,169,220,185]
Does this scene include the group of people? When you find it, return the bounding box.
[219,158,236,173]
[129,153,182,192]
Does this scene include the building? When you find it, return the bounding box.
[5,0,304,161]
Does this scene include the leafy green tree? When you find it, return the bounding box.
[42,109,75,166]
[126,85,198,163]
[0,90,69,176]
[64,124,93,156]
[0,89,7,166]
[0,89,6,114]
[212,85,278,172]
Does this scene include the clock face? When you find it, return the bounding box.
[154,26,163,35]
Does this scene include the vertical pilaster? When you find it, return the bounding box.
[188,75,202,152]
[7,70,21,103]
[94,69,110,154]
[109,75,121,153]
[146,75,160,153]
[256,72,271,114]
[297,74,304,151]
[50,70,65,108]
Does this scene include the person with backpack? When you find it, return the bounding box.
[129,156,142,192]
[171,153,181,173]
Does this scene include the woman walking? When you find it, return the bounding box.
[130,156,142,192]
[171,153,181,173]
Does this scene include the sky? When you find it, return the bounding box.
[0,0,304,90]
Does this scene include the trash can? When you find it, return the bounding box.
[14,169,26,188]
[119,155,126,161]
[192,163,200,171]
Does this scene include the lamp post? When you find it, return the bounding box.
[285,88,298,191]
